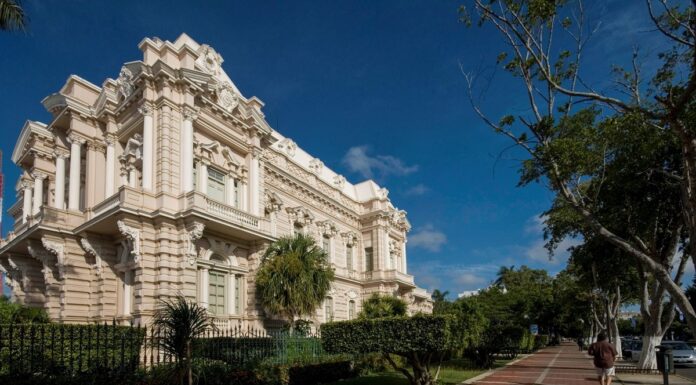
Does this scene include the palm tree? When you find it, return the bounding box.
[256,233,334,333]
[358,293,407,319]
[152,295,212,385]
[0,0,27,32]
[431,289,450,303]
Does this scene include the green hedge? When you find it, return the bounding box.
[321,315,454,355]
[193,335,325,368]
[258,354,356,385]
[0,323,145,376]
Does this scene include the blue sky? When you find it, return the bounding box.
[0,0,680,298]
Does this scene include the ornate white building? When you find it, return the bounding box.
[0,34,431,328]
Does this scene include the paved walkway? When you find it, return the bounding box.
[468,342,599,385]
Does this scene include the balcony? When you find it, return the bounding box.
[183,191,272,238]
[362,269,416,287]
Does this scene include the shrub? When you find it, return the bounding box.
[0,297,49,324]
[358,294,407,319]
[0,323,145,376]
[321,315,455,385]
[257,354,356,385]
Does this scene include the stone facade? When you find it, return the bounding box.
[0,34,432,329]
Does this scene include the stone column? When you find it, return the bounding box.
[248,149,261,215]
[105,135,116,196]
[68,134,84,210]
[228,274,236,315]
[32,172,46,215]
[128,167,137,188]
[198,160,209,195]
[53,152,68,209]
[139,105,154,191]
[199,267,209,309]
[225,174,236,206]
[240,181,248,211]
[181,108,197,193]
[402,240,407,273]
[123,270,133,316]
[22,179,32,221]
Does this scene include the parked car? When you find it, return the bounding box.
[661,341,696,367]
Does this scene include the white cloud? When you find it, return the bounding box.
[342,145,418,180]
[408,224,447,252]
[409,261,499,294]
[404,184,429,196]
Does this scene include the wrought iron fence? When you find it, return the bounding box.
[0,323,325,377]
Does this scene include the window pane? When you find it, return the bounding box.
[207,168,226,202]
[346,245,353,270]
[323,237,331,260]
[365,247,373,272]
[348,300,355,320]
[208,271,226,315]
[234,275,241,315]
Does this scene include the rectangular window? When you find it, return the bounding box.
[207,167,226,202]
[234,275,242,315]
[348,300,355,320]
[208,271,226,315]
[346,245,353,271]
[323,236,331,260]
[324,298,333,322]
[365,247,373,272]
[233,179,239,208]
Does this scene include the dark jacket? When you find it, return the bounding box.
[588,340,618,369]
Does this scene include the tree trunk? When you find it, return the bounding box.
[637,335,662,370]
[187,340,193,385]
[610,316,622,359]
[410,360,435,385]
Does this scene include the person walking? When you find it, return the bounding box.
[588,333,618,385]
[577,336,584,351]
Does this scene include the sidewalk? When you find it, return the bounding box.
[466,342,597,385]
[615,373,696,385]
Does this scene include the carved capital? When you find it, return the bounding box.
[183,106,200,121]
[67,133,87,145]
[105,133,119,147]
[138,103,153,117]
[20,179,33,189]
[54,149,70,159]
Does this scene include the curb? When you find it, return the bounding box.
[461,354,532,384]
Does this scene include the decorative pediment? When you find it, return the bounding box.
[341,231,359,246]
[195,44,223,77]
[316,220,339,237]
[286,206,314,226]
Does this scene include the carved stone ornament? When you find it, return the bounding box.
[41,237,67,280]
[264,191,284,214]
[277,138,297,157]
[186,222,205,265]
[116,66,134,100]
[377,188,389,200]
[124,133,143,159]
[117,220,141,263]
[308,158,324,175]
[333,175,346,190]
[217,83,238,113]
[317,220,339,237]
[346,290,358,299]
[286,206,314,226]
[195,44,222,76]
[341,231,359,246]
[80,237,103,277]
[3,259,24,292]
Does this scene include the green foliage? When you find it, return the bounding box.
[0,323,145,376]
[358,294,407,319]
[321,315,454,355]
[152,294,212,385]
[0,296,49,324]
[256,233,335,330]
[257,354,357,385]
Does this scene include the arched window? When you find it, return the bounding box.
[348,300,356,320]
[199,253,245,317]
[322,236,331,261]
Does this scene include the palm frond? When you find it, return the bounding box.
[0,0,27,32]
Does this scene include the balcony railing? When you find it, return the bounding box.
[206,198,259,228]
[362,269,415,286]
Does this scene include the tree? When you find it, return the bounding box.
[0,0,27,31]
[462,0,696,335]
[152,295,212,385]
[359,293,408,319]
[0,296,49,324]
[256,233,334,332]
